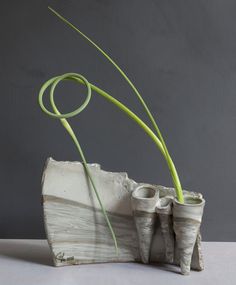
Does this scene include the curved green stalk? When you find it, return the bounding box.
[39,74,118,253]
[47,6,184,203]
[39,73,182,253]
[90,83,180,192]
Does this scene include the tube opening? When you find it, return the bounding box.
[134,186,157,199]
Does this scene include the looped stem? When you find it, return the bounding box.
[39,73,118,253]
[47,6,184,204]
[39,71,184,252]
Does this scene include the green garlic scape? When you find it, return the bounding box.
[38,7,184,253]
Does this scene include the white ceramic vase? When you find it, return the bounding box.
[42,158,205,273]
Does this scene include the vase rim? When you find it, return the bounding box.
[174,195,205,207]
[132,184,159,200]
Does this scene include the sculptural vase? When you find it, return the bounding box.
[42,158,205,274]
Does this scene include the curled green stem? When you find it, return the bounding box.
[39,5,185,254]
[39,74,118,253]
[47,6,184,203]
[39,73,184,251]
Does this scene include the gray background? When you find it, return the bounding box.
[0,0,235,241]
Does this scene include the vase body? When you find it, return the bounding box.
[173,196,205,275]
[42,158,205,275]
[131,184,159,263]
[156,197,175,263]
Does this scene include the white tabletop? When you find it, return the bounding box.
[0,240,235,285]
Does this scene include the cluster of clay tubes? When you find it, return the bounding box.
[131,184,205,275]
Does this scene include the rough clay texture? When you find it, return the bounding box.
[173,198,205,275]
[159,213,175,263]
[156,197,175,263]
[42,158,204,273]
[131,185,159,263]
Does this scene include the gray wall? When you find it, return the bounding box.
[1,0,235,241]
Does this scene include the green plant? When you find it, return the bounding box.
[38,7,184,253]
